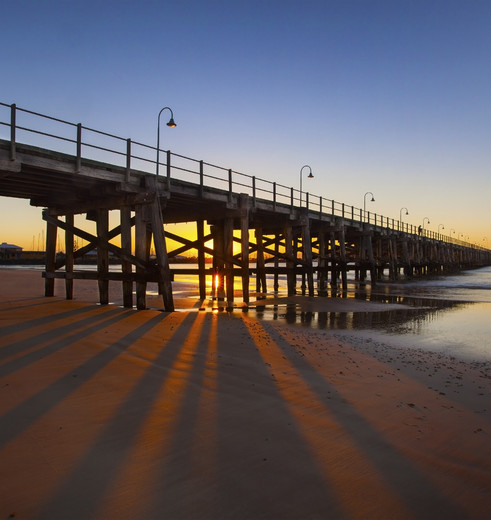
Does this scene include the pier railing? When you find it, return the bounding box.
[0,102,484,251]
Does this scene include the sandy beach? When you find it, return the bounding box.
[0,269,490,519]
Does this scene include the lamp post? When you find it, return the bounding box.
[422,217,430,229]
[438,224,445,236]
[400,207,409,222]
[399,207,408,231]
[299,165,314,207]
[450,229,455,235]
[156,106,176,175]
[363,192,375,220]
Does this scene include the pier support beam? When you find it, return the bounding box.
[135,204,150,309]
[97,208,109,305]
[330,230,338,292]
[120,206,133,308]
[339,224,348,293]
[224,217,234,309]
[211,224,225,301]
[197,220,207,301]
[317,228,328,297]
[284,223,295,296]
[240,194,250,305]
[148,196,174,312]
[273,233,280,293]
[44,208,57,297]
[255,226,267,293]
[65,213,74,300]
[300,211,314,296]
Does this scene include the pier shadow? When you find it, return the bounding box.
[0,307,486,519]
[33,311,205,519]
[0,304,124,365]
[145,314,342,520]
[0,309,163,450]
[254,319,470,520]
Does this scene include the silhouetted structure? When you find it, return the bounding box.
[1,103,489,310]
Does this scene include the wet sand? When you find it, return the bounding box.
[1,269,490,519]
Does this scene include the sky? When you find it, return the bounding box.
[1,0,490,250]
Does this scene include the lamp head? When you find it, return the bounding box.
[371,196,375,202]
[166,117,177,128]
[308,171,314,179]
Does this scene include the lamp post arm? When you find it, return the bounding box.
[156,106,176,176]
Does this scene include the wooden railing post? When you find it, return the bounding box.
[125,138,131,182]
[252,176,256,207]
[228,168,233,201]
[166,150,171,190]
[76,123,82,172]
[10,103,16,161]
[199,160,204,198]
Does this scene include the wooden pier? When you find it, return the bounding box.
[1,103,490,311]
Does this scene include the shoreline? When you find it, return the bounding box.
[1,269,490,519]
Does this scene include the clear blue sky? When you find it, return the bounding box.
[1,0,490,248]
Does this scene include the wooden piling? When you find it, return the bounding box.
[197,220,207,301]
[135,204,148,309]
[44,209,57,297]
[273,233,280,293]
[97,209,109,305]
[339,224,348,292]
[300,211,314,296]
[65,213,74,300]
[120,206,133,308]
[148,196,174,312]
[255,226,267,293]
[239,195,250,304]
[224,217,234,308]
[284,223,295,296]
[317,228,328,297]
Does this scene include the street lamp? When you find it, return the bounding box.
[399,207,408,232]
[299,165,314,206]
[363,192,375,219]
[156,106,176,175]
[450,229,455,235]
[438,224,445,233]
[422,217,430,229]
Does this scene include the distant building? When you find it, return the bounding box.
[0,242,22,260]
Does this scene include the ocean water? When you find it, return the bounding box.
[256,266,491,362]
[362,267,491,361]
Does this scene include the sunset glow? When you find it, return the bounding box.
[1,2,490,250]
